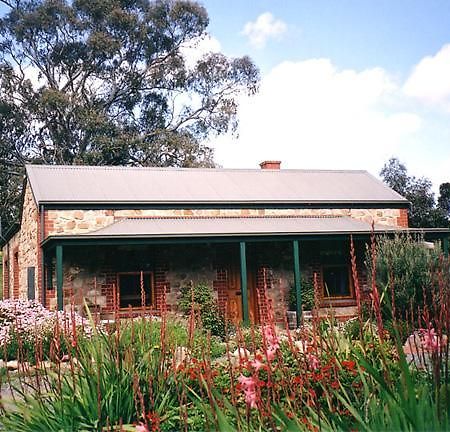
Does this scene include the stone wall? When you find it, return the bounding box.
[2,183,40,300]
[44,207,408,236]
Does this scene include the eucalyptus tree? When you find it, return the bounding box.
[0,0,259,226]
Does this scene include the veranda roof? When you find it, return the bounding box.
[77,216,402,238]
[26,165,408,206]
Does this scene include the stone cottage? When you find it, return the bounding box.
[2,162,448,325]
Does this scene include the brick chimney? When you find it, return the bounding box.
[259,160,281,170]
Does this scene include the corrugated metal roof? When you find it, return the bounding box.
[79,216,401,238]
[26,165,407,205]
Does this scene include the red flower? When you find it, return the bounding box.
[293,376,303,385]
[331,380,340,389]
[342,360,356,371]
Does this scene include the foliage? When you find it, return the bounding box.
[178,283,226,338]
[0,299,93,363]
[366,234,439,320]
[2,244,450,431]
[2,319,179,431]
[0,0,259,227]
[288,275,314,310]
[380,157,449,227]
[438,182,450,224]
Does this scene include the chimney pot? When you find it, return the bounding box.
[260,160,281,170]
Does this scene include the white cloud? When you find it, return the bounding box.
[180,35,222,70]
[212,58,422,175]
[241,12,287,49]
[403,44,450,109]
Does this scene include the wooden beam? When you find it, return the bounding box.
[239,241,249,325]
[293,240,302,327]
[56,244,63,311]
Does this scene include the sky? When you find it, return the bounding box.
[198,0,450,192]
[1,1,449,192]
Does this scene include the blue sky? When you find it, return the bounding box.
[199,0,450,191]
[203,0,450,74]
[1,1,449,190]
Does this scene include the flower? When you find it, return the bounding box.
[307,354,319,370]
[342,360,356,371]
[135,423,149,432]
[421,328,440,352]
[263,325,280,350]
[238,374,258,408]
[0,299,98,351]
[250,357,266,371]
[266,346,278,362]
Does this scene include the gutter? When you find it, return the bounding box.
[41,227,450,248]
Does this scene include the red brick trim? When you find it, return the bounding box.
[3,257,9,299]
[397,208,409,227]
[214,268,228,316]
[12,248,19,299]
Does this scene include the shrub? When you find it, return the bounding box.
[288,275,315,310]
[366,234,440,320]
[178,283,226,338]
[0,299,93,363]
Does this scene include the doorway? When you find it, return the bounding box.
[225,263,258,324]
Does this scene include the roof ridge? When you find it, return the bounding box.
[25,164,368,174]
[122,215,347,221]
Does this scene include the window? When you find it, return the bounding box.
[27,266,35,300]
[3,260,8,299]
[118,272,153,308]
[322,265,351,298]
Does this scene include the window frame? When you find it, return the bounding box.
[321,264,354,301]
[116,271,154,309]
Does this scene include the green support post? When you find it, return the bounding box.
[239,241,249,326]
[293,239,302,327]
[56,244,64,311]
[444,236,449,258]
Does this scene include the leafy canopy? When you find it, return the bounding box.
[380,157,449,228]
[0,0,259,227]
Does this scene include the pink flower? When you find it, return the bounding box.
[244,388,258,408]
[136,423,149,432]
[263,325,279,349]
[238,374,258,408]
[262,325,280,362]
[307,354,319,370]
[250,358,266,371]
[266,346,278,362]
[238,375,256,388]
[421,328,440,352]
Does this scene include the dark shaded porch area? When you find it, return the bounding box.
[42,237,371,325]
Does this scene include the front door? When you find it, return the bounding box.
[226,264,258,324]
[226,264,243,324]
